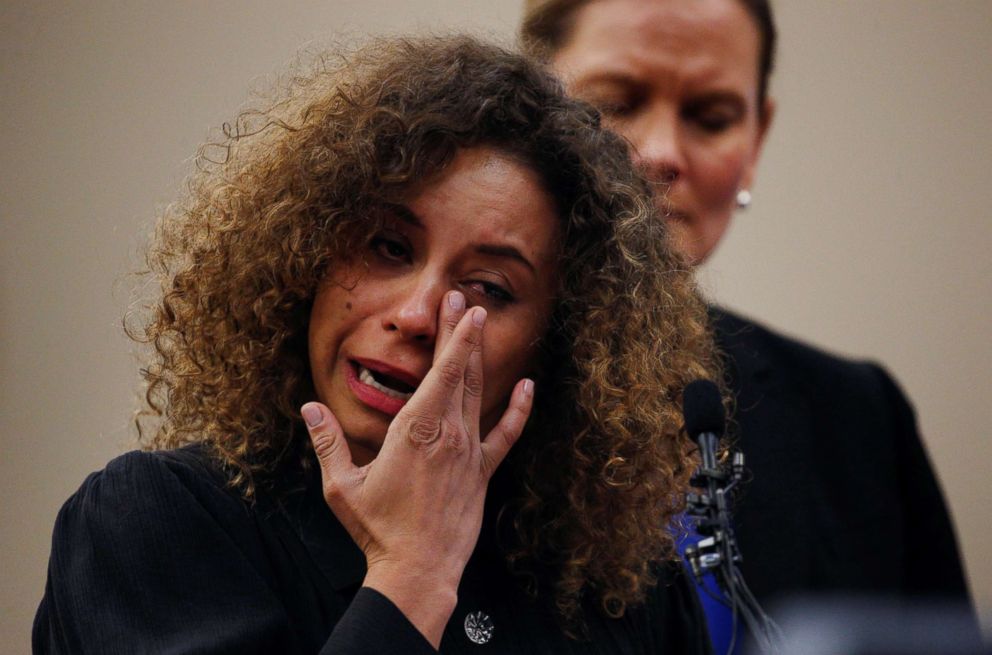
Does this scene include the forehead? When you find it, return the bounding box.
[559,0,761,89]
[403,148,560,262]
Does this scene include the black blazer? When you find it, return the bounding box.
[712,307,968,605]
[34,447,711,654]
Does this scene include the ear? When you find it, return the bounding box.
[740,96,776,193]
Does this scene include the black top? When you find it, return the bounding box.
[712,307,969,604]
[33,446,712,654]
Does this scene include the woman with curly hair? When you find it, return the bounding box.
[34,35,718,654]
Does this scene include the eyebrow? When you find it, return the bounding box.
[384,203,537,274]
[577,73,748,105]
[475,244,536,274]
[572,70,641,88]
[688,91,747,107]
[384,203,423,228]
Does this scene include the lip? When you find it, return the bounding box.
[345,358,423,417]
[661,204,691,222]
[352,357,423,388]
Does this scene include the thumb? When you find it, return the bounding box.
[302,402,357,504]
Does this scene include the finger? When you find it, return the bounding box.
[480,378,534,477]
[461,318,484,435]
[434,290,466,365]
[302,402,358,505]
[403,306,486,418]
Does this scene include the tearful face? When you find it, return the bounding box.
[308,147,560,464]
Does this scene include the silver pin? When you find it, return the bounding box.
[464,611,494,645]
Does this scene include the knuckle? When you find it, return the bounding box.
[508,404,527,426]
[311,429,341,462]
[404,414,441,446]
[512,399,532,423]
[463,325,483,348]
[437,359,464,388]
[441,418,467,452]
[463,367,484,398]
[480,451,497,478]
[322,477,345,501]
[444,311,461,331]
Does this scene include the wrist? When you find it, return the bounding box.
[363,562,459,648]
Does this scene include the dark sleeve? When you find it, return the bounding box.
[646,563,714,655]
[32,451,436,655]
[321,588,435,655]
[874,366,969,599]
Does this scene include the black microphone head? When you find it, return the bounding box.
[682,380,725,436]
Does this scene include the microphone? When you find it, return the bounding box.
[682,380,737,580]
[683,379,724,473]
[681,380,781,654]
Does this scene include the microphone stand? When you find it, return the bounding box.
[684,438,783,654]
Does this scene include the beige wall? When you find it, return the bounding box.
[2,1,988,650]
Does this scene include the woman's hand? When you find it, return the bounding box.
[301,290,534,647]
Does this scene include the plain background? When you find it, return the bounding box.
[2,1,989,650]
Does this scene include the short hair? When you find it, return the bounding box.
[521,0,777,112]
[130,34,718,624]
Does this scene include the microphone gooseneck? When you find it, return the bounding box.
[681,380,782,654]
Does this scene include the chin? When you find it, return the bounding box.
[322,400,387,465]
[668,215,729,265]
[665,223,704,265]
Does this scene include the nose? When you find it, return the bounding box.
[381,273,445,344]
[627,106,684,187]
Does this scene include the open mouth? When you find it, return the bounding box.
[356,364,416,400]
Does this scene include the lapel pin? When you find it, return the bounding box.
[464,610,494,645]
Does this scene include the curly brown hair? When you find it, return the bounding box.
[129,34,719,627]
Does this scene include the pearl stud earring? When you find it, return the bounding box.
[735,189,752,210]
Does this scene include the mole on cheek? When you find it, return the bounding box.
[345,302,352,310]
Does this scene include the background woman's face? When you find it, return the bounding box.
[308,147,559,464]
[552,0,772,264]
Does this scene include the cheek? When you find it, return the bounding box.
[694,148,750,209]
[479,323,544,410]
[308,285,357,365]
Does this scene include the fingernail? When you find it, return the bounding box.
[448,291,465,310]
[472,307,487,327]
[523,379,534,397]
[302,403,322,427]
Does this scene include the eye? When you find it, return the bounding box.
[596,97,635,119]
[685,100,744,134]
[580,86,643,121]
[370,233,411,264]
[462,280,515,307]
[693,111,733,132]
